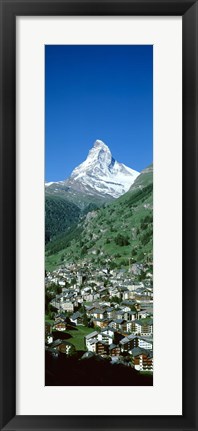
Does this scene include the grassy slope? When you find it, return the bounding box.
[62,325,94,351]
[45,165,153,271]
[51,325,94,351]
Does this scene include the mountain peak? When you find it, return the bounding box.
[86,139,112,167]
[46,139,140,200]
[93,139,109,149]
[66,140,140,199]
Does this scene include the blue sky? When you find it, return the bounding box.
[45,45,153,182]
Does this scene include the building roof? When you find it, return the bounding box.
[134,318,153,326]
[115,310,125,316]
[86,305,95,311]
[138,336,153,344]
[71,311,83,320]
[113,319,126,324]
[131,347,153,358]
[109,343,120,350]
[54,320,66,325]
[119,335,137,345]
[85,331,98,340]
[119,337,130,345]
[128,334,137,340]
[88,338,98,345]
[122,300,136,306]
[55,313,66,319]
[101,326,116,333]
[93,309,105,314]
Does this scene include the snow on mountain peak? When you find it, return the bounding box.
[94,139,108,147]
[66,140,140,199]
[83,139,112,169]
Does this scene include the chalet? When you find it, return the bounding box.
[122,290,135,300]
[99,287,109,295]
[136,337,153,350]
[101,326,116,338]
[98,330,114,345]
[110,319,127,331]
[83,293,93,302]
[138,310,150,319]
[141,307,153,317]
[127,282,143,291]
[134,294,153,303]
[96,341,109,356]
[54,320,67,331]
[70,311,83,326]
[92,309,105,319]
[105,307,115,319]
[120,305,131,312]
[85,331,99,350]
[66,291,77,300]
[124,310,137,321]
[85,306,96,317]
[115,310,125,320]
[126,321,133,332]
[75,297,84,306]
[131,347,153,371]
[61,302,74,312]
[93,318,109,329]
[81,286,92,295]
[119,335,138,352]
[109,290,121,300]
[86,338,98,352]
[122,300,141,311]
[108,343,121,357]
[131,319,153,336]
[142,288,153,298]
[54,313,66,322]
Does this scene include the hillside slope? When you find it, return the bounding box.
[45,195,81,243]
[46,164,153,271]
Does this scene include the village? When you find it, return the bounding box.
[45,259,153,374]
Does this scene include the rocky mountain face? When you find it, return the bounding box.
[65,140,139,198]
[46,140,139,203]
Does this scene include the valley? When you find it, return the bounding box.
[45,140,153,385]
[45,162,153,272]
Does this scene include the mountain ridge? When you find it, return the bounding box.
[45,140,139,203]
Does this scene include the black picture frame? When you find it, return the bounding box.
[0,0,198,430]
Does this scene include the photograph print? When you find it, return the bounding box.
[45,45,153,386]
